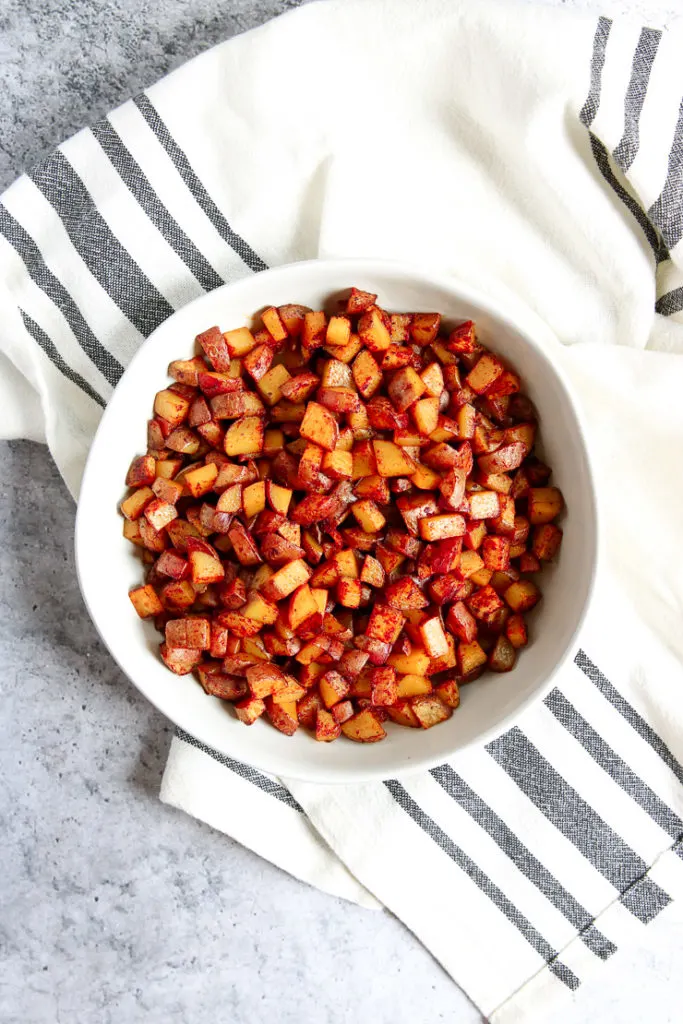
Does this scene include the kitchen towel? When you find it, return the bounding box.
[1,0,683,1018]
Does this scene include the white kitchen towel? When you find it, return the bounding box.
[1,0,683,1018]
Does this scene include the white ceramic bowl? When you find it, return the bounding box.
[76,259,597,783]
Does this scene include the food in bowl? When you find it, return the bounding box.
[121,288,564,744]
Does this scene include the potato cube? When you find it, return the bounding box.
[300,401,339,451]
[129,584,164,618]
[336,578,362,608]
[126,455,156,487]
[261,306,288,342]
[420,362,444,397]
[246,662,287,699]
[410,313,441,346]
[435,678,461,709]
[341,709,387,742]
[465,352,505,394]
[189,549,225,585]
[411,694,452,728]
[288,583,319,633]
[504,580,542,612]
[482,535,511,571]
[319,670,350,708]
[506,614,528,648]
[489,634,517,672]
[261,559,312,601]
[384,577,428,610]
[367,604,405,645]
[302,311,327,349]
[412,397,439,436]
[234,695,266,725]
[256,364,292,406]
[388,646,430,676]
[419,514,466,542]
[266,481,293,516]
[121,486,154,521]
[182,462,219,498]
[419,615,449,659]
[396,673,432,698]
[265,697,299,736]
[352,350,382,399]
[322,449,353,480]
[358,307,392,352]
[326,315,352,348]
[280,371,319,403]
[373,440,417,477]
[371,666,398,706]
[528,487,564,525]
[160,643,203,675]
[532,524,563,561]
[351,499,386,533]
[153,388,191,427]
[224,326,257,357]
[346,287,377,314]
[242,593,279,625]
[457,640,487,677]
[360,554,385,588]
[469,490,500,519]
[224,416,264,457]
[165,617,210,649]
[315,708,342,742]
[388,367,426,412]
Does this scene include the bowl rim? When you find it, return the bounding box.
[75,257,598,783]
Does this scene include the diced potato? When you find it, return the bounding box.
[160,643,203,675]
[326,315,352,348]
[360,554,385,588]
[419,514,466,542]
[373,440,417,477]
[153,389,191,427]
[165,617,210,649]
[351,499,386,533]
[319,670,350,708]
[465,352,505,394]
[189,549,225,585]
[412,396,439,436]
[300,401,339,452]
[528,487,564,524]
[235,695,266,725]
[183,462,219,498]
[261,559,312,601]
[469,490,500,519]
[224,326,257,358]
[261,306,288,342]
[352,349,382,399]
[367,604,405,644]
[396,673,432,698]
[315,708,342,742]
[129,584,164,618]
[224,416,264,457]
[341,709,387,742]
[410,313,441,346]
[242,593,279,625]
[322,449,352,479]
[121,486,154,521]
[411,695,452,728]
[336,578,362,608]
[419,615,449,659]
[435,678,460,709]
[504,580,541,612]
[246,662,287,698]
[257,364,292,406]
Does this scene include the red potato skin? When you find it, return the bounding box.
[122,288,563,744]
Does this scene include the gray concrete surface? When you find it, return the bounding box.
[2,1,683,1023]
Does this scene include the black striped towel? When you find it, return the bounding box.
[1,0,683,1018]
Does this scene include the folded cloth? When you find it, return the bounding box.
[2,0,683,1018]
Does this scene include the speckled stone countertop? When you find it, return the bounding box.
[1,2,682,1022]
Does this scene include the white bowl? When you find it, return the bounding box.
[76,258,597,784]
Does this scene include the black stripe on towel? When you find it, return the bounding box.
[385,780,580,990]
[545,689,683,841]
[575,650,683,787]
[655,286,683,316]
[613,28,662,173]
[90,118,225,293]
[649,96,683,251]
[0,204,123,387]
[488,728,671,924]
[579,15,612,127]
[29,150,175,337]
[18,310,105,408]
[175,727,303,812]
[133,94,268,275]
[430,765,617,960]
[580,18,669,265]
